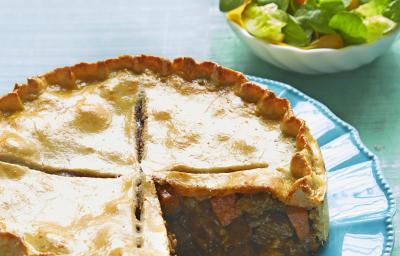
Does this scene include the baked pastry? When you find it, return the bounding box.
[0,161,139,255]
[0,65,141,177]
[142,67,292,173]
[0,55,328,256]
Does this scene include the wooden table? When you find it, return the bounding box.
[0,0,399,254]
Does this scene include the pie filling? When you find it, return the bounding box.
[156,185,321,256]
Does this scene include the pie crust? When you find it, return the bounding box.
[0,161,142,256]
[0,67,141,177]
[0,55,328,255]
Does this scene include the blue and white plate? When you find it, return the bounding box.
[249,76,396,256]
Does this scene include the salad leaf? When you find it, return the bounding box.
[220,0,245,12]
[383,0,400,22]
[329,11,368,43]
[258,0,289,11]
[354,0,389,17]
[365,15,397,41]
[297,8,336,34]
[283,15,312,45]
[319,0,346,14]
[242,3,288,42]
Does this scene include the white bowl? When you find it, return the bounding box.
[227,20,400,74]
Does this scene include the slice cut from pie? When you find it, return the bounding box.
[0,161,143,256]
[0,61,142,177]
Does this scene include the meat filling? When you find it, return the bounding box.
[156,185,321,256]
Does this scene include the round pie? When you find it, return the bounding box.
[0,55,328,256]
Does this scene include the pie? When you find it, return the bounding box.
[0,55,328,256]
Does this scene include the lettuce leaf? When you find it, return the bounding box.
[365,15,397,41]
[242,3,288,42]
[319,0,346,14]
[383,0,400,22]
[355,0,389,17]
[296,8,336,34]
[329,11,368,43]
[283,15,312,46]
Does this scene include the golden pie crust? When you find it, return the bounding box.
[0,67,141,177]
[0,161,142,256]
[0,55,327,255]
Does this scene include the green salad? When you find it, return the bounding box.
[220,0,400,48]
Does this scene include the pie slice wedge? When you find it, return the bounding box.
[0,60,142,177]
[0,161,142,256]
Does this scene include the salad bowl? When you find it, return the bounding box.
[228,20,400,74]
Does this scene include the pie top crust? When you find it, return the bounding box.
[0,55,326,205]
[0,69,140,177]
[0,55,327,254]
[0,161,142,256]
[141,72,296,173]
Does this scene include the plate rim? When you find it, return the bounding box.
[248,75,396,256]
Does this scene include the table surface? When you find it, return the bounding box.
[0,0,399,254]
